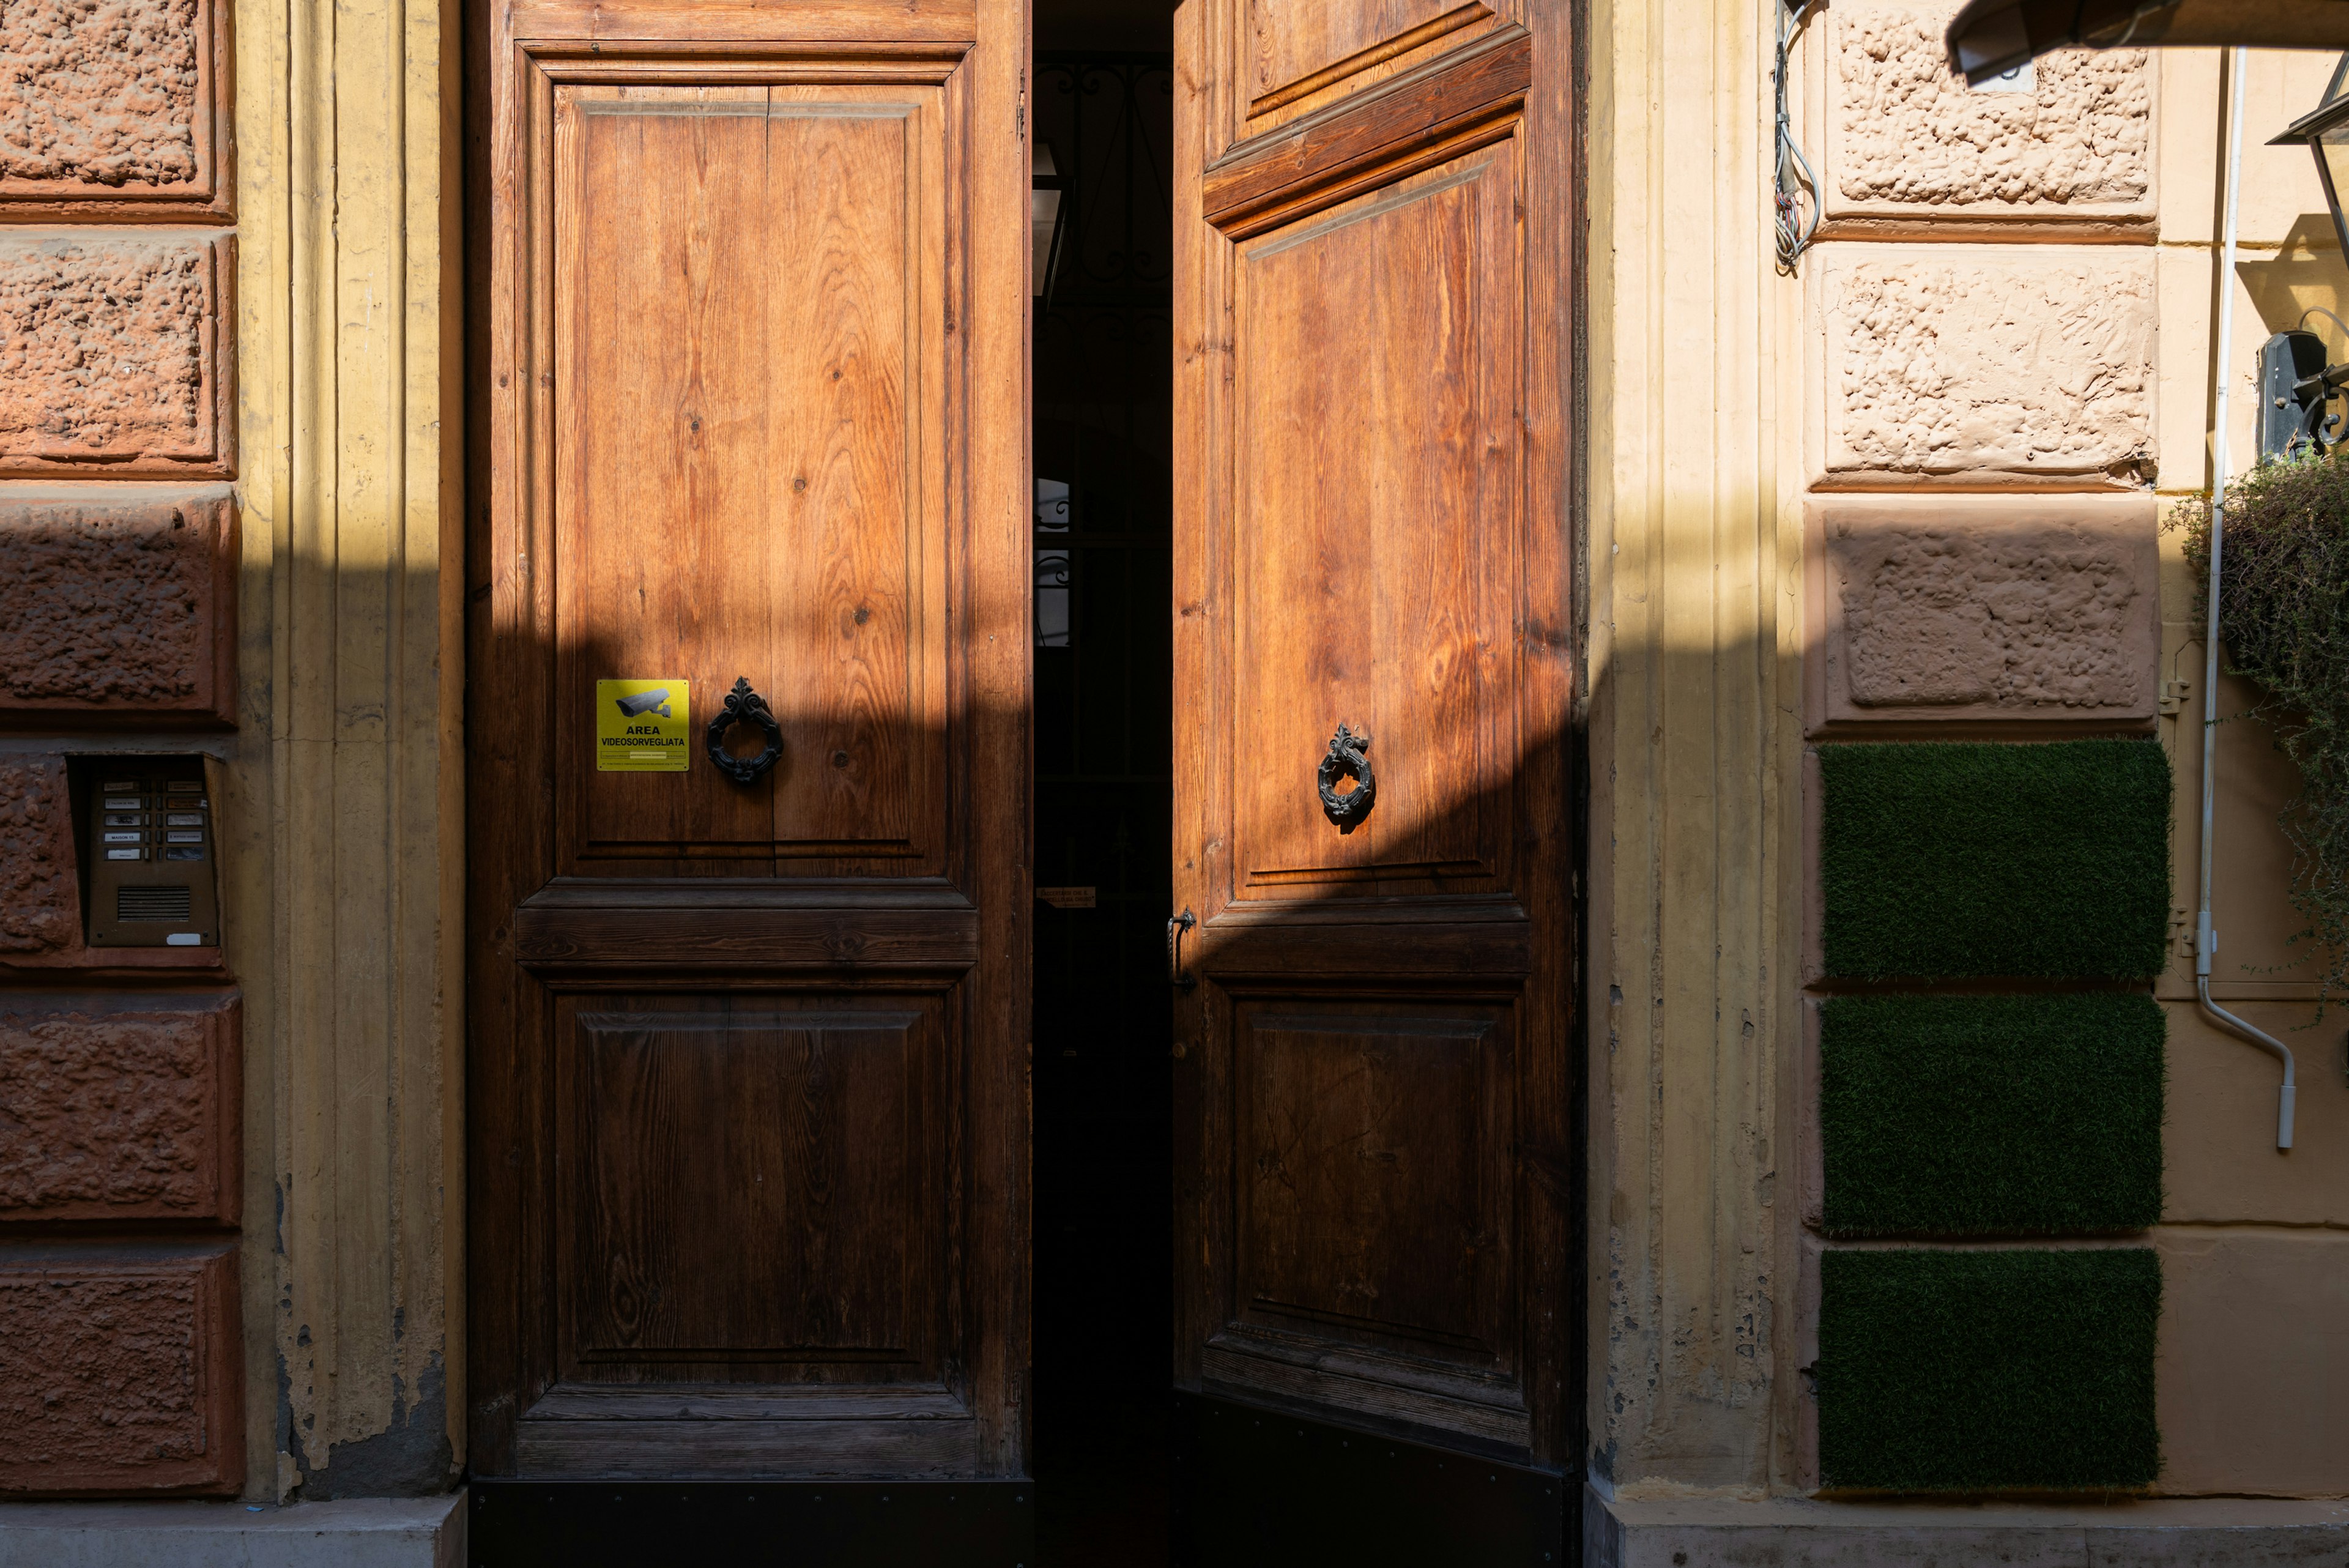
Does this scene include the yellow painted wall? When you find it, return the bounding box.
[232,0,465,1498]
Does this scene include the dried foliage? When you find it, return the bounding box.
[2173,453,2349,1007]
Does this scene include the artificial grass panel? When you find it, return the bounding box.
[1819,740,2171,979]
[1816,1247,2160,1492]
[1819,993,2165,1237]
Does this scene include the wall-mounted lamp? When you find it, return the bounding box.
[2262,54,2349,461]
[1946,0,2349,87]
[1033,143,1068,304]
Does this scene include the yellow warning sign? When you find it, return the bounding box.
[596,679,691,771]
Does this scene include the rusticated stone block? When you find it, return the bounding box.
[0,491,236,723]
[1805,495,2159,733]
[0,755,79,953]
[0,232,227,477]
[0,991,239,1224]
[1822,0,2151,236]
[0,0,225,217]
[0,1244,241,1495]
[1813,247,2155,489]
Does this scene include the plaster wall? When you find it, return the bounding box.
[1587,0,2349,1520]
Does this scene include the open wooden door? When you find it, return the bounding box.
[1169,0,1578,1555]
[464,0,1031,1530]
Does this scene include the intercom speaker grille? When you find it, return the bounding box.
[117,885,193,923]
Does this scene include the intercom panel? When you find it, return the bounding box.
[83,759,221,948]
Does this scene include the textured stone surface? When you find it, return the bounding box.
[0,1246,239,1494]
[0,995,234,1222]
[1829,2,2150,222]
[0,234,213,464]
[1817,250,2155,487]
[0,0,203,190]
[0,495,229,715]
[0,756,79,953]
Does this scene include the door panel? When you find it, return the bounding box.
[1233,152,1515,891]
[469,3,1028,1482]
[1174,0,1576,1477]
[558,997,941,1377]
[555,84,947,869]
[1234,1003,1510,1360]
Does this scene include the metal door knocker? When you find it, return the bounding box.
[1316,723,1375,832]
[707,677,784,784]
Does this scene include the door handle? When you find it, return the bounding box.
[1317,723,1374,832]
[706,677,784,784]
[1167,907,1196,992]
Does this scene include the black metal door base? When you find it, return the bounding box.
[467,1480,1034,1567]
[1171,1393,1569,1568]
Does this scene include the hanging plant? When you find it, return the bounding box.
[2172,452,2349,1009]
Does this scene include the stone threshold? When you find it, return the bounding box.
[0,1494,463,1568]
[1587,1487,2349,1567]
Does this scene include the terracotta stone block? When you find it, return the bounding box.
[0,1243,241,1495]
[1811,246,2155,491]
[2156,1228,2349,1496]
[0,755,80,953]
[1819,0,2152,239]
[0,232,229,478]
[0,0,228,217]
[1805,494,2159,734]
[0,990,239,1224]
[0,490,236,724]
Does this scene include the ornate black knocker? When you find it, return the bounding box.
[706,677,784,784]
[1316,723,1375,832]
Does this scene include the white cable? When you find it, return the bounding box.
[2200,45,2298,1152]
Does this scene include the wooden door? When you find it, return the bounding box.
[1170,0,1578,1471]
[466,0,1030,1481]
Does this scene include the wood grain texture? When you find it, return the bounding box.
[1204,25,1532,236]
[1245,0,1479,114]
[1231,150,1514,895]
[553,83,946,872]
[1173,0,1577,1474]
[470,8,1028,1482]
[1235,1005,1512,1364]
[558,998,940,1379]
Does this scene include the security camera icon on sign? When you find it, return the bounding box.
[614,688,673,719]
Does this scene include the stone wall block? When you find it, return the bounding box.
[0,231,231,478]
[1820,0,2153,238]
[0,991,239,1225]
[0,755,82,954]
[1805,494,2159,734]
[0,1243,242,1494]
[0,490,236,724]
[0,0,227,218]
[1811,247,2156,491]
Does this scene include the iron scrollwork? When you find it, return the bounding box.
[1316,723,1375,833]
[705,677,784,785]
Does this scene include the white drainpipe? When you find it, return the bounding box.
[2199,45,2297,1152]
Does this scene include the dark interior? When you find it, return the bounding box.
[1028,10,1176,1561]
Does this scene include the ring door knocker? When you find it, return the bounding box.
[1317,723,1375,833]
[707,677,784,784]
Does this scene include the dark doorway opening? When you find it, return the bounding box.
[1028,23,1176,1567]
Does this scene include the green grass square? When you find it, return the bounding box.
[1819,740,2172,980]
[1820,994,2164,1237]
[1817,1248,2160,1492]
